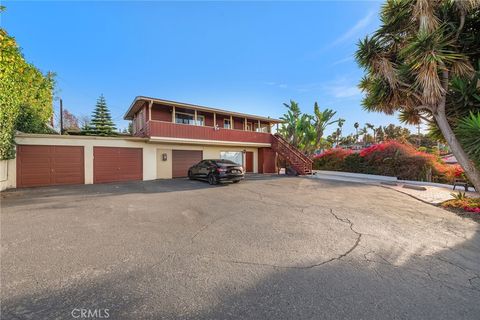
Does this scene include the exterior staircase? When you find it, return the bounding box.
[271,134,313,175]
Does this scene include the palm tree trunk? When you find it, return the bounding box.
[434,111,480,192]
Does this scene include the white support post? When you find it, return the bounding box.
[230,115,233,129]
[194,109,198,126]
[213,113,216,128]
[257,120,261,132]
[172,106,176,123]
[148,100,153,121]
[244,117,247,131]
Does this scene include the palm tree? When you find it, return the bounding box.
[365,122,376,143]
[355,0,480,190]
[279,100,301,148]
[335,118,346,146]
[359,127,368,147]
[376,126,385,143]
[311,102,338,152]
[279,101,340,154]
[354,122,360,142]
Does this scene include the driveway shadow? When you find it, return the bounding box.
[1,174,291,208]
[2,224,478,319]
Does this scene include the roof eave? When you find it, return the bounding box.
[123,96,283,123]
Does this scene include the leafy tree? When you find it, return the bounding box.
[83,95,117,136]
[0,27,55,159]
[78,115,90,131]
[355,0,480,190]
[62,109,80,132]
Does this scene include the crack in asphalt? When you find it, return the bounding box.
[362,251,480,292]
[215,208,363,270]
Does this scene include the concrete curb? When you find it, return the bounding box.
[312,170,477,192]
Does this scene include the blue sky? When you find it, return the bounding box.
[2,0,413,135]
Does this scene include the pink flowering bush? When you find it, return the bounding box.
[314,141,463,183]
[313,148,353,171]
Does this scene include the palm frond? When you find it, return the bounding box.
[412,0,440,32]
[355,36,384,70]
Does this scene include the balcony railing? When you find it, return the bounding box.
[144,120,273,144]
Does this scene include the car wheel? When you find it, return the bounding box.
[208,174,217,185]
[188,170,193,180]
[233,180,240,183]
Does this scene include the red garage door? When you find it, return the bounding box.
[172,150,203,178]
[17,145,84,188]
[94,147,142,184]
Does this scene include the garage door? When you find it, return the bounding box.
[17,145,84,188]
[94,147,143,184]
[172,150,203,178]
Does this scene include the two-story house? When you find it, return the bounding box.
[1,97,312,190]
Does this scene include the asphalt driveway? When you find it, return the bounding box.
[1,176,479,319]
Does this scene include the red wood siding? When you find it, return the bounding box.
[151,103,172,122]
[93,147,143,183]
[172,150,203,178]
[216,115,230,128]
[258,147,276,173]
[233,117,244,130]
[17,145,84,188]
[146,121,273,144]
[198,111,214,126]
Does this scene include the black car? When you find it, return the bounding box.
[188,159,244,185]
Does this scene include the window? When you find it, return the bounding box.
[197,115,205,126]
[259,124,269,133]
[224,119,231,129]
[220,151,243,166]
[175,112,194,125]
[136,110,145,131]
[246,122,253,131]
[175,112,204,126]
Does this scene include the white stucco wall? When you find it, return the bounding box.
[0,134,260,191]
[0,159,16,191]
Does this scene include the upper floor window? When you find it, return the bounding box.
[196,115,205,126]
[224,119,231,129]
[136,109,145,131]
[176,112,194,125]
[175,112,205,126]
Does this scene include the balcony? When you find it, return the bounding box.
[143,120,273,145]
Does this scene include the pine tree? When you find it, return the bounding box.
[84,95,116,136]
